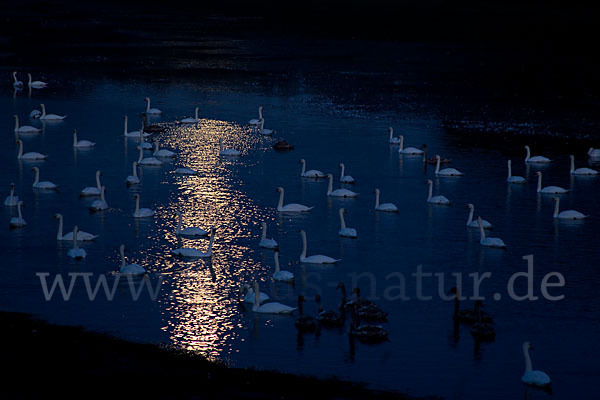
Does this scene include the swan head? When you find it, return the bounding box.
[524,145,530,150]
[535,171,542,176]
[327,173,333,179]
[31,167,39,173]
[10,183,15,189]
[447,286,459,296]
[523,341,533,350]
[388,127,393,132]
[144,97,150,102]
[134,194,140,200]
[53,213,62,219]
[569,155,574,160]
[299,159,305,164]
[435,155,441,160]
[13,114,18,120]
[16,139,22,145]
[552,197,559,203]
[466,203,474,209]
[276,186,283,192]
[336,282,345,289]
[340,207,347,214]
[259,106,263,111]
[119,244,125,253]
[426,179,432,185]
[339,163,344,168]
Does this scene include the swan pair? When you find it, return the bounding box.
[171,228,215,258]
[218,138,241,156]
[259,222,278,249]
[466,204,492,228]
[426,180,450,205]
[507,160,526,183]
[16,140,47,160]
[478,217,506,248]
[4,183,19,206]
[552,197,587,220]
[119,244,146,275]
[300,230,340,264]
[181,107,200,123]
[338,208,357,238]
[300,159,326,178]
[67,227,87,259]
[89,187,109,211]
[570,155,598,175]
[39,104,66,120]
[9,201,26,228]
[327,174,358,197]
[55,214,98,240]
[144,97,162,115]
[14,115,41,134]
[133,194,155,218]
[32,167,57,190]
[272,251,294,282]
[126,162,141,185]
[435,155,463,176]
[80,171,102,196]
[176,211,209,236]
[339,163,355,183]
[73,130,95,148]
[536,172,568,194]
[375,188,398,212]
[276,187,313,212]
[252,281,296,314]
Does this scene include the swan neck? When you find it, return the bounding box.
[327,175,333,194]
[96,171,101,189]
[207,231,215,252]
[41,104,46,118]
[339,209,346,229]
[73,131,77,146]
[340,164,345,177]
[399,136,404,151]
[435,157,440,174]
[195,107,199,119]
[553,198,560,218]
[17,202,22,218]
[57,215,63,239]
[33,168,39,185]
[428,183,433,200]
[14,116,19,130]
[277,189,284,210]
[254,284,260,308]
[300,160,305,175]
[301,232,307,259]
[467,207,474,225]
[120,247,126,267]
[525,147,531,161]
[261,223,267,240]
[453,295,459,317]
[138,148,144,163]
[17,141,23,157]
[508,161,512,178]
[124,117,128,134]
[537,173,542,192]
[570,157,575,173]
[132,162,138,177]
[375,190,380,208]
[100,187,105,202]
[176,214,182,233]
[135,197,140,213]
[274,252,280,273]
[523,345,533,372]
[479,220,485,240]
[145,99,150,112]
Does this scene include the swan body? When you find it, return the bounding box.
[137,147,163,166]
[123,116,150,137]
[466,204,492,228]
[9,201,26,227]
[374,188,398,212]
[259,222,279,249]
[67,226,87,259]
[521,342,551,387]
[136,129,153,150]
[181,107,200,123]
[153,141,176,158]
[248,106,263,126]
[119,244,146,275]
[39,104,66,120]
[536,171,568,194]
[588,148,600,159]
[553,197,587,220]
[173,229,215,258]
[218,138,241,156]
[4,184,19,206]
[174,167,200,175]
[16,140,47,160]
[327,174,358,197]
[12,72,23,88]
[388,127,402,144]
[242,284,269,304]
[478,217,506,248]
[252,282,296,314]
[27,73,47,88]
[339,163,355,183]
[338,208,357,238]
[133,194,155,218]
[570,155,598,175]
[315,294,343,327]
[295,295,317,332]
[54,214,97,241]
[398,135,424,155]
[276,187,313,212]
[426,180,450,205]
[507,160,526,183]
[73,130,95,148]
[257,119,274,135]
[89,186,109,211]
[435,155,463,176]
[31,167,57,190]
[80,170,102,196]
[300,230,340,264]
[300,159,326,178]
[524,146,551,163]
[272,251,294,282]
[14,115,41,134]
[144,97,162,115]
[176,212,208,237]
[126,162,141,185]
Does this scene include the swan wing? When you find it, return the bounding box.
[302,255,340,264]
[256,302,296,314]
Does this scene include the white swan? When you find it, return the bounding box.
[339,163,355,183]
[172,228,215,258]
[27,73,47,88]
[133,194,155,218]
[478,217,506,248]
[14,115,41,134]
[276,187,313,212]
[588,148,600,159]
[73,129,95,148]
[466,204,493,228]
[257,119,274,135]
[521,342,551,388]
[16,140,47,160]
[259,222,279,249]
[507,160,526,183]
[552,197,587,220]
[153,140,176,158]
[174,167,200,175]
[299,230,340,264]
[536,171,568,194]
[67,226,87,259]
[338,208,357,238]
[398,135,424,155]
[218,138,241,156]
[80,170,102,196]
[426,180,450,205]
[89,186,109,211]
[39,104,66,120]
[54,214,98,241]
[137,147,163,166]
[242,283,270,304]
[176,211,208,237]
[570,155,598,175]
[12,72,23,88]
[32,167,57,190]
[126,162,141,185]
[375,188,398,212]
[272,251,294,282]
[144,97,162,115]
[4,183,19,206]
[181,107,200,123]
[252,282,296,314]
[388,127,402,144]
[9,201,26,227]
[435,155,463,176]
[300,159,326,178]
[524,146,551,163]
[119,244,146,275]
[136,129,153,150]
[248,106,263,126]
[327,174,358,197]
[123,116,150,137]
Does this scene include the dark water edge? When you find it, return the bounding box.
[0,312,435,399]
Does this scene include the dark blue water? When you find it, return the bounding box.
[2,74,600,399]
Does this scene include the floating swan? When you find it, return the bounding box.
[349,309,389,343]
[449,287,493,324]
[327,174,358,197]
[588,148,600,159]
[153,140,176,158]
[276,187,313,212]
[426,180,450,205]
[338,208,357,238]
[126,162,141,185]
[242,283,269,304]
[299,229,340,264]
[174,167,200,175]
[552,197,587,220]
[16,140,47,160]
[73,129,95,148]
[172,229,215,258]
[570,155,598,175]
[181,107,200,123]
[80,170,102,196]
[40,104,66,120]
[478,217,506,248]
[315,294,343,327]
[339,163,355,184]
[300,159,326,178]
[133,194,155,218]
[259,222,278,249]
[507,160,526,183]
[144,97,162,115]
[12,72,23,88]
[295,295,317,332]
[27,73,47,88]
[32,167,57,190]
[137,147,163,166]
[536,171,568,194]
[258,119,274,135]
[218,138,241,156]
[4,183,19,206]
[521,342,551,388]
[374,188,398,212]
[89,186,109,211]
[398,135,424,155]
[14,115,41,134]
[123,116,150,137]
[67,226,87,259]
[388,127,401,144]
[435,155,463,176]
[248,106,263,126]
[466,204,492,228]
[524,145,551,163]
[272,251,294,282]
[54,214,98,241]
[9,201,26,227]
[119,244,146,275]
[136,129,153,150]
[470,303,496,341]
[176,211,208,237]
[252,282,296,314]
